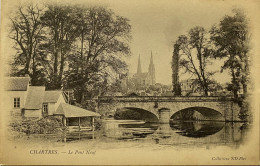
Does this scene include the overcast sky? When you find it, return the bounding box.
[107,0,244,85]
[2,0,256,85]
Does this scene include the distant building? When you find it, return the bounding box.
[133,52,156,88]
[180,79,237,97]
[180,79,202,96]
[121,52,156,94]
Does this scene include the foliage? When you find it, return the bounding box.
[10,116,64,134]
[172,9,250,120]
[63,6,131,104]
[114,109,141,120]
[80,99,98,112]
[40,5,80,89]
[176,26,216,96]
[210,9,250,120]
[171,43,181,96]
[238,97,249,121]
[172,110,198,120]
[9,3,131,107]
[92,118,102,130]
[9,4,48,85]
[114,109,158,122]
[210,9,250,99]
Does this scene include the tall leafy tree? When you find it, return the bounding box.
[9,3,131,106]
[64,6,131,104]
[210,9,250,99]
[9,4,47,85]
[177,26,215,96]
[40,5,80,89]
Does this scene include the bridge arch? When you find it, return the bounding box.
[98,96,240,123]
[114,107,159,122]
[170,107,224,121]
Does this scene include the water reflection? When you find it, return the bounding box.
[101,120,248,147]
[170,121,224,138]
[18,120,249,148]
[103,120,158,139]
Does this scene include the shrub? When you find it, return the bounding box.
[10,116,64,134]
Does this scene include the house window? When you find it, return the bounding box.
[14,97,20,108]
[43,103,48,115]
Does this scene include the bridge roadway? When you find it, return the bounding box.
[97,96,241,123]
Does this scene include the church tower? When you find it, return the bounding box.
[148,51,156,85]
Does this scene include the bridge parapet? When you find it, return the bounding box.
[98,96,234,103]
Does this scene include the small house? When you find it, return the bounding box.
[6,77,100,130]
[54,103,100,131]
[5,77,31,117]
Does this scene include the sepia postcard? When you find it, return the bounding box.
[0,0,259,165]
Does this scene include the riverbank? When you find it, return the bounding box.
[7,120,249,151]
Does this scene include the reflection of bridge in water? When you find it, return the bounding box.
[98,96,241,123]
[155,122,246,146]
[101,120,247,146]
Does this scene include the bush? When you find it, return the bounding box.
[10,116,64,134]
[92,118,102,130]
[114,110,142,120]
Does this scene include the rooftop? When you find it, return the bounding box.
[54,103,100,118]
[24,86,45,109]
[5,77,30,91]
[44,91,63,103]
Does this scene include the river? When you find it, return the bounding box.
[13,120,249,150]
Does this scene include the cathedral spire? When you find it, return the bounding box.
[150,51,154,65]
[137,54,142,75]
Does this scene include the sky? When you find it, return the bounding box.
[2,0,255,85]
[106,0,239,85]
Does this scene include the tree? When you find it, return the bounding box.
[8,3,131,108]
[9,4,47,85]
[40,5,80,89]
[176,26,215,96]
[64,6,131,104]
[210,9,250,99]
[172,43,181,96]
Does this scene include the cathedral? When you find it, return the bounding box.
[132,52,156,89]
[119,51,156,94]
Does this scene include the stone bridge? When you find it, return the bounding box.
[97,96,241,123]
